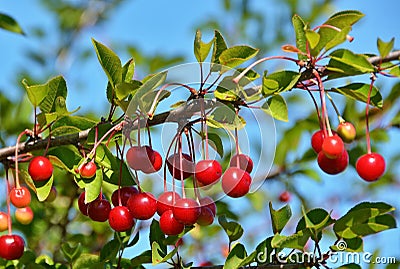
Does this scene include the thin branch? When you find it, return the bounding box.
[368,50,400,65]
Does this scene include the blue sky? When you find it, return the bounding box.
[1,0,399,267]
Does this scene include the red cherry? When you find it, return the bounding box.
[10,186,31,208]
[221,167,252,198]
[0,234,25,260]
[159,210,184,236]
[108,206,135,232]
[15,207,34,225]
[195,160,222,186]
[322,135,345,159]
[337,122,356,143]
[166,153,194,180]
[127,192,157,220]
[199,197,217,216]
[356,153,385,182]
[78,192,89,216]
[111,186,138,207]
[28,156,53,181]
[87,199,111,222]
[126,146,148,171]
[199,261,213,266]
[229,154,253,173]
[80,161,97,178]
[141,146,163,174]
[317,150,348,175]
[156,191,181,216]
[0,212,8,232]
[311,130,325,153]
[279,191,291,203]
[173,198,201,225]
[196,207,214,226]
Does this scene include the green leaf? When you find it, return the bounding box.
[331,237,363,252]
[92,38,122,88]
[207,132,224,158]
[207,106,245,130]
[150,219,166,254]
[223,243,248,269]
[194,29,214,63]
[22,79,48,107]
[115,81,141,100]
[334,202,396,239]
[73,254,101,269]
[327,49,375,79]
[47,145,81,170]
[52,115,97,131]
[131,250,152,266]
[271,229,311,250]
[377,38,395,58]
[255,237,273,265]
[262,70,301,96]
[122,58,135,82]
[219,45,259,72]
[151,241,178,265]
[333,83,383,108]
[33,175,54,202]
[324,26,351,52]
[261,94,289,122]
[83,168,103,203]
[297,208,334,232]
[269,202,292,234]
[305,30,320,50]
[61,242,82,263]
[211,30,228,72]
[218,215,244,242]
[292,14,308,60]
[0,13,25,35]
[100,239,120,262]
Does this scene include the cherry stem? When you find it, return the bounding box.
[178,134,186,199]
[306,89,323,129]
[116,141,125,206]
[200,97,209,160]
[312,70,330,136]
[137,113,141,147]
[326,92,344,123]
[134,169,141,192]
[232,56,299,84]
[148,83,197,118]
[146,122,152,148]
[365,74,377,154]
[186,129,200,200]
[5,167,12,235]
[14,130,28,189]
[163,131,181,192]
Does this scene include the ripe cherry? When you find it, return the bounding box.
[111,186,138,207]
[337,122,356,143]
[199,197,217,216]
[141,146,163,174]
[78,192,89,216]
[166,153,194,180]
[15,207,34,225]
[127,192,157,220]
[159,210,184,236]
[356,153,385,182]
[87,198,111,222]
[173,198,201,225]
[28,156,53,181]
[0,234,25,260]
[279,191,291,203]
[10,186,31,208]
[322,135,345,159]
[80,161,97,178]
[221,167,252,198]
[311,130,325,153]
[229,154,253,173]
[109,206,135,232]
[156,191,181,216]
[195,160,222,186]
[126,146,148,171]
[0,212,8,232]
[196,207,214,226]
[317,150,348,175]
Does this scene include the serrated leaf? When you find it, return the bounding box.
[223,243,248,269]
[334,202,396,239]
[83,168,102,203]
[0,13,25,35]
[194,29,214,63]
[219,45,259,72]
[262,71,301,96]
[33,175,54,202]
[92,38,122,88]
[61,242,82,263]
[377,38,395,58]
[261,94,289,122]
[271,230,311,250]
[333,83,383,108]
[292,14,308,60]
[327,49,375,79]
[211,30,228,72]
[269,202,292,234]
[218,215,244,242]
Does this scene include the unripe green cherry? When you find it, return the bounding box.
[337,121,356,143]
